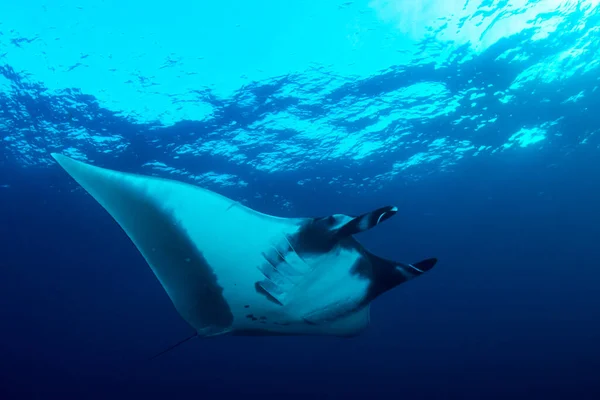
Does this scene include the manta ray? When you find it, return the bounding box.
[51,153,438,340]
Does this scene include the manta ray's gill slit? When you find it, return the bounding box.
[269,245,287,263]
[254,282,284,306]
[282,234,300,256]
[260,252,295,286]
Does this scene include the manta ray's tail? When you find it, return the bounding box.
[147,332,197,362]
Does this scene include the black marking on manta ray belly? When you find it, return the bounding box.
[349,247,374,279]
[292,220,338,255]
[245,314,258,321]
[245,314,268,323]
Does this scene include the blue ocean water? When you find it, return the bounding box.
[1,0,600,399]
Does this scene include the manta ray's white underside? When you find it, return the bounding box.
[51,153,373,337]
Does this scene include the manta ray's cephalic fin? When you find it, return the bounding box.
[336,206,398,237]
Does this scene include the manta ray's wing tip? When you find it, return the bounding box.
[51,153,86,172]
[50,152,69,165]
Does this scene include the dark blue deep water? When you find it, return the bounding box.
[1,1,600,399]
